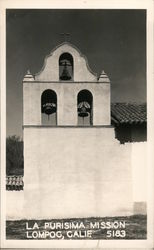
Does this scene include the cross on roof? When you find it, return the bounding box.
[60,33,70,42]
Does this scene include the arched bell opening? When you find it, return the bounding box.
[77,89,93,126]
[59,53,73,81]
[41,89,57,125]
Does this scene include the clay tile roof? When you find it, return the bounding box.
[6,176,24,190]
[111,103,147,125]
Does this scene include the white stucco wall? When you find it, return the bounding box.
[131,142,147,202]
[6,191,24,220]
[6,140,147,219]
[6,127,133,219]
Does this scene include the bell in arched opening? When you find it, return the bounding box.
[60,61,71,80]
[59,53,73,81]
[41,89,57,125]
[78,101,91,125]
[77,90,93,126]
[78,101,91,117]
[42,102,56,116]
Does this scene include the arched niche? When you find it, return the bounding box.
[59,52,73,81]
[41,89,57,125]
[77,89,93,126]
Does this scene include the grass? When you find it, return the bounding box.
[6,214,146,240]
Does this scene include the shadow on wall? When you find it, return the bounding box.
[114,124,147,144]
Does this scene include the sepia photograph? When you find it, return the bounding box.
[0,0,153,248]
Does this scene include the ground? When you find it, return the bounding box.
[6,215,146,240]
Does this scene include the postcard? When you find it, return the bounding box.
[0,0,153,248]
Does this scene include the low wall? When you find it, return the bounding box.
[6,191,24,220]
[131,142,147,203]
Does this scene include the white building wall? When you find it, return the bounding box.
[9,127,133,219]
[131,142,147,202]
[6,141,147,219]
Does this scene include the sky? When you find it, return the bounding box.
[6,9,146,137]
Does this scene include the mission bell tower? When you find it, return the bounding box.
[23,42,133,218]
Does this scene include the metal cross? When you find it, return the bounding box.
[60,33,70,42]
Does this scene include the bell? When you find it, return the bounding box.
[78,106,89,117]
[60,62,71,80]
[42,103,56,115]
[78,101,90,117]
